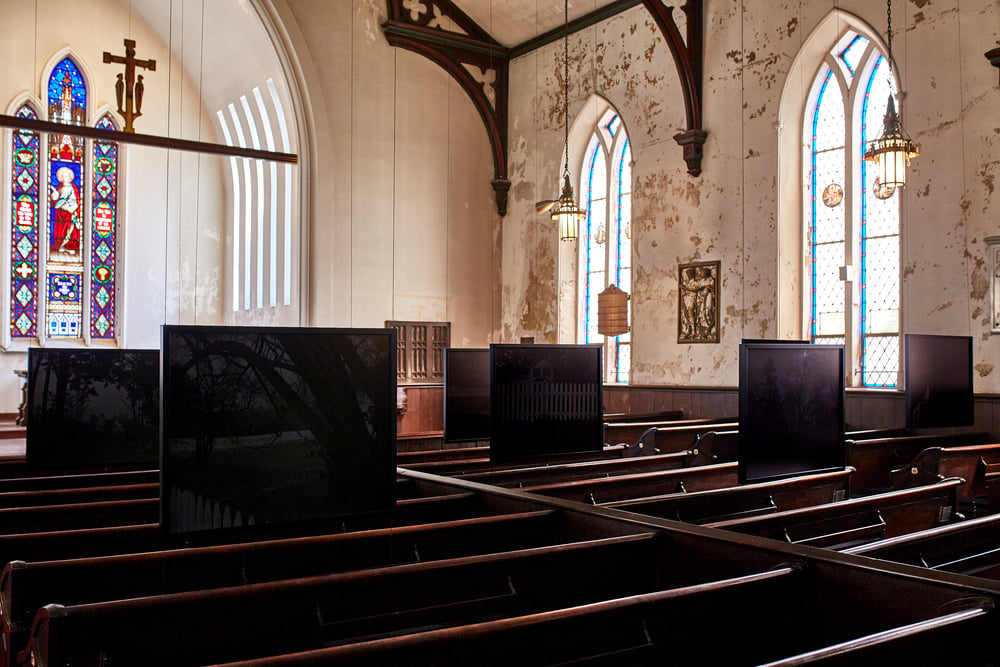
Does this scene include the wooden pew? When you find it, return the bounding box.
[891,443,1000,512]
[0,469,158,493]
[606,419,739,455]
[846,513,1000,580]
[0,482,158,509]
[0,498,159,534]
[396,447,488,466]
[845,431,992,495]
[0,483,509,568]
[603,409,684,423]
[604,467,854,524]
[705,478,964,550]
[204,591,993,667]
[453,448,701,488]
[15,533,682,666]
[0,508,651,666]
[10,467,1000,667]
[398,444,628,476]
[192,561,995,667]
[518,462,739,504]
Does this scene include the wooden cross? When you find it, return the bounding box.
[102,39,156,133]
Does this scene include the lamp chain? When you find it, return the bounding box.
[563,0,570,181]
[886,0,893,75]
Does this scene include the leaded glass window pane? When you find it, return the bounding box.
[863,334,898,387]
[838,35,869,76]
[10,105,40,339]
[583,139,606,344]
[860,55,900,386]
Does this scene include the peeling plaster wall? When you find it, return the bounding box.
[283,0,498,348]
[507,0,1000,392]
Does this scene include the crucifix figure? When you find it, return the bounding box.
[103,38,156,132]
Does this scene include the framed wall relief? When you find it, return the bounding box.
[678,260,720,344]
[988,237,1000,333]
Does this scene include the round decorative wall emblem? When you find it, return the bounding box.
[821,183,844,207]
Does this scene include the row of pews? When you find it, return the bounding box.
[1,418,1000,664]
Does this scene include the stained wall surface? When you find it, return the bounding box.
[502,0,1000,391]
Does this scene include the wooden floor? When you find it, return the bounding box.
[0,418,25,461]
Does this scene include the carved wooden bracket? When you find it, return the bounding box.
[987,46,1000,85]
[383,0,510,215]
[641,0,706,176]
[382,0,707,214]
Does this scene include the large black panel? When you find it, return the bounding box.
[489,343,603,463]
[26,347,160,471]
[161,326,396,542]
[738,342,845,484]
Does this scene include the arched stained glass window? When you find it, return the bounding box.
[807,34,900,387]
[579,110,631,383]
[91,115,118,339]
[46,57,87,339]
[8,55,123,344]
[10,105,41,338]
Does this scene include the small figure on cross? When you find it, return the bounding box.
[103,38,155,133]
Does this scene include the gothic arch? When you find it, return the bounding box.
[775,9,889,339]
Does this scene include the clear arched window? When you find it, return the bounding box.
[579,111,631,383]
[9,55,122,343]
[808,34,900,387]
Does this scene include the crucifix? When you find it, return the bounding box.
[102,39,156,133]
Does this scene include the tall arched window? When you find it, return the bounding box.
[807,33,900,387]
[9,57,119,342]
[579,111,631,383]
[8,55,122,344]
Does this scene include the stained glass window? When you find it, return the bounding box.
[46,58,87,339]
[91,115,118,339]
[10,105,40,338]
[808,35,900,387]
[8,55,122,343]
[579,111,631,383]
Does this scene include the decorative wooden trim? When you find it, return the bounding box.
[508,1,644,59]
[382,0,707,213]
[0,113,297,164]
[641,0,706,176]
[383,0,510,215]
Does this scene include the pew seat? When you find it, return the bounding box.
[891,443,1000,513]
[706,477,964,550]
[605,467,854,524]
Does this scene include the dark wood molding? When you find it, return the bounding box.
[0,114,298,164]
[383,0,510,215]
[508,0,644,59]
[987,46,1000,84]
[641,0,706,176]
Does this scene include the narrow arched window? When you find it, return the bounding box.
[45,57,88,339]
[579,111,631,383]
[91,115,119,339]
[9,104,41,338]
[807,34,900,387]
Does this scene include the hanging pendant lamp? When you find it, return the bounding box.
[863,0,919,196]
[536,0,586,240]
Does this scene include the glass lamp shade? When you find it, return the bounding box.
[863,94,919,191]
[552,174,586,241]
